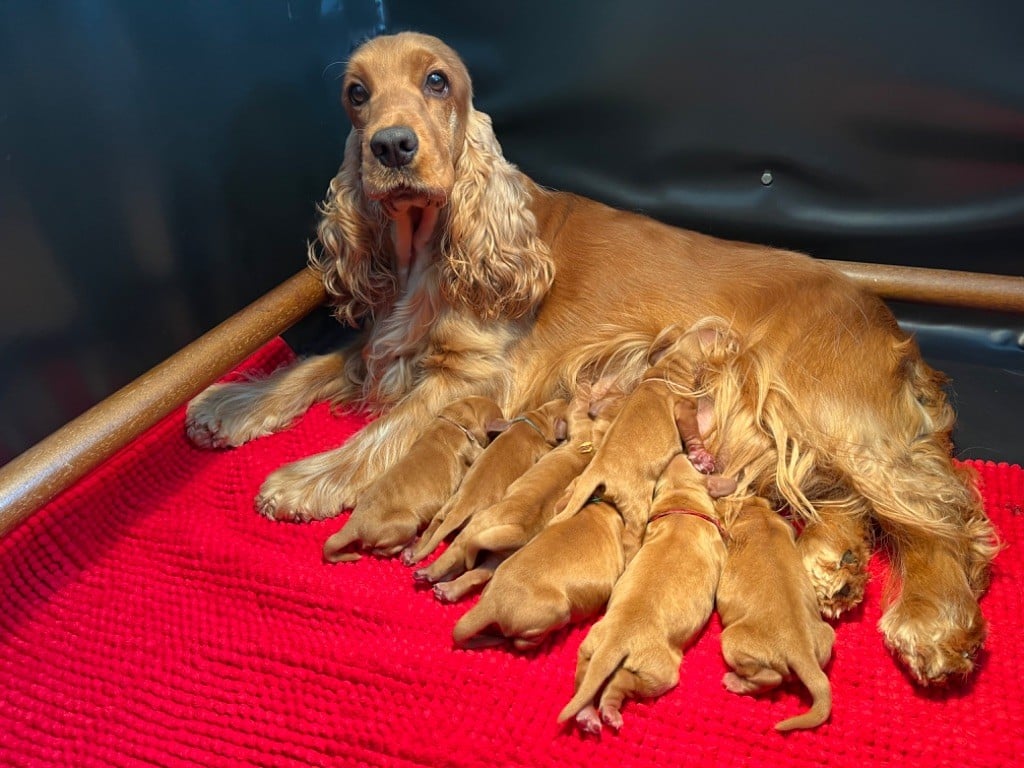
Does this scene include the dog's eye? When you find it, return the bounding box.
[424,71,449,96]
[347,83,369,106]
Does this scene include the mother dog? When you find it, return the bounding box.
[186,32,995,685]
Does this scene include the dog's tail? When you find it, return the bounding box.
[774,656,832,732]
[557,644,628,724]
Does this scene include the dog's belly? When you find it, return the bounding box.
[510,191,909,443]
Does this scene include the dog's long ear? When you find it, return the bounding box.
[441,109,554,321]
[307,129,393,326]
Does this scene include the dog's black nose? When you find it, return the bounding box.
[370,126,418,168]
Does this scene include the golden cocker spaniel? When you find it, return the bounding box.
[185,32,996,686]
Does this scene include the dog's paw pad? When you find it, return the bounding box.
[185,418,227,450]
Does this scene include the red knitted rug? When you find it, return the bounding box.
[2,337,1022,767]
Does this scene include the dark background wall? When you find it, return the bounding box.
[0,1,381,463]
[2,0,1022,465]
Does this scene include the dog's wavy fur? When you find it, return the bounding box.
[185,31,997,685]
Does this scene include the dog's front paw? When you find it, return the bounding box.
[255,452,361,522]
[186,382,286,449]
[879,594,986,685]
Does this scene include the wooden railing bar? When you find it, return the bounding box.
[0,268,326,537]
[0,259,1021,538]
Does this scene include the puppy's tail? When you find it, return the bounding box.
[557,645,628,724]
[774,657,832,732]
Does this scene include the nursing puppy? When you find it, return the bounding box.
[322,396,502,562]
[559,453,731,734]
[452,496,625,650]
[551,331,717,562]
[717,496,835,732]
[402,398,568,564]
[415,392,615,601]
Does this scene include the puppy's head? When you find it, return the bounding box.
[437,395,505,446]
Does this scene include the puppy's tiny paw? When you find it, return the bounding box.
[688,448,716,474]
[401,548,417,566]
[707,474,738,498]
[433,583,458,602]
[599,706,624,732]
[722,671,757,695]
[575,706,603,735]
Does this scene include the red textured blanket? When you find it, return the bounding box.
[2,338,1022,767]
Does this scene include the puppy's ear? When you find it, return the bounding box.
[440,109,554,321]
[485,418,512,438]
[554,417,568,442]
[308,128,392,327]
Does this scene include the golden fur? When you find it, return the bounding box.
[717,497,835,732]
[402,397,568,564]
[321,395,502,561]
[451,497,625,650]
[185,31,997,684]
[414,391,614,601]
[558,454,728,734]
[550,325,724,562]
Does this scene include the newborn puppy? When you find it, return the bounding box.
[415,393,613,601]
[402,398,568,564]
[322,396,503,562]
[559,453,729,734]
[452,496,625,651]
[716,496,835,732]
[551,336,714,562]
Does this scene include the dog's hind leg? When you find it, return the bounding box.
[797,498,873,619]
[831,360,997,683]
